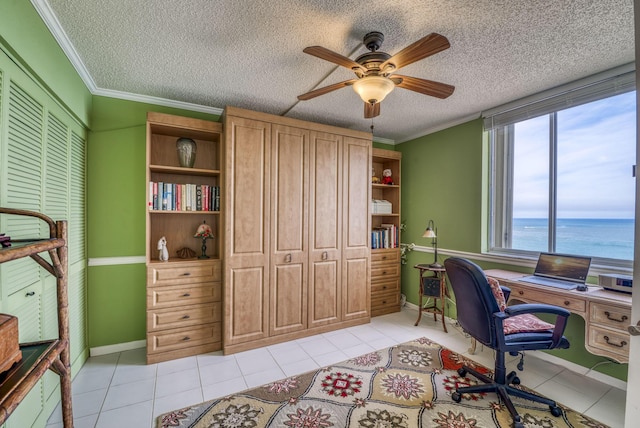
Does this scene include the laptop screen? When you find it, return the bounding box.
[534,253,591,282]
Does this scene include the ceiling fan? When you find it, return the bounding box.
[297,31,455,118]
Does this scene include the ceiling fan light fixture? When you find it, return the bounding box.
[352,75,395,104]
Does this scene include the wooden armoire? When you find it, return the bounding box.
[223,106,371,354]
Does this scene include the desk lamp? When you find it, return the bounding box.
[422,219,442,268]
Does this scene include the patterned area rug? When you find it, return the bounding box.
[157,337,608,427]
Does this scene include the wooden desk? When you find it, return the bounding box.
[485,269,632,363]
[414,264,449,332]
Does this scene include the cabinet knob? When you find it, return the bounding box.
[26,291,36,297]
[181,272,191,276]
[182,336,190,341]
[182,293,191,297]
[322,251,328,261]
[518,291,524,295]
[182,315,190,319]
[382,271,387,275]
[564,301,570,306]
[285,254,292,263]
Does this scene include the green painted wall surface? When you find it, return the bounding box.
[0,0,92,125]
[88,264,146,347]
[87,96,221,347]
[397,120,628,381]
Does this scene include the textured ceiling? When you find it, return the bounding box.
[41,0,634,142]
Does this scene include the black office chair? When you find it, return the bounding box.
[444,257,571,428]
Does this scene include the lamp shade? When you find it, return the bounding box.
[352,75,395,104]
[422,219,437,238]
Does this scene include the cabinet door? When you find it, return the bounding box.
[341,136,371,320]
[308,132,342,327]
[224,116,271,346]
[270,124,309,335]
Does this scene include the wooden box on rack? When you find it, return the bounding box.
[0,314,21,375]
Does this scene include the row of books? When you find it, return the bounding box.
[371,223,399,249]
[149,182,220,211]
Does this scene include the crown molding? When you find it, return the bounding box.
[31,0,97,92]
[93,87,224,116]
[398,112,481,144]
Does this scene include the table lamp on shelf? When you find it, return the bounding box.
[194,221,213,259]
[422,219,442,268]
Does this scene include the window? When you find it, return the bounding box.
[486,68,636,266]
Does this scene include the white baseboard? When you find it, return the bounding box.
[90,340,146,357]
[402,303,627,390]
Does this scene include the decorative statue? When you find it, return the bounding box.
[157,236,169,261]
[381,168,393,185]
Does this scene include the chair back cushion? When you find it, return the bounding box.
[444,257,502,346]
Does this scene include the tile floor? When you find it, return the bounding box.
[46,308,626,428]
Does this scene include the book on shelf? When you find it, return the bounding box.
[371,223,399,249]
[149,181,221,212]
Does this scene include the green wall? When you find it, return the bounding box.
[0,0,92,126]
[396,119,628,381]
[86,96,220,347]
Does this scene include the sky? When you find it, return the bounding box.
[512,91,636,219]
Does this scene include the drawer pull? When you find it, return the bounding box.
[25,291,36,297]
[382,271,387,275]
[182,336,191,341]
[382,300,386,304]
[604,311,628,323]
[182,315,190,319]
[181,272,191,276]
[603,335,627,348]
[182,293,191,297]
[518,291,524,295]
[564,301,570,306]
[382,256,387,260]
[382,285,387,289]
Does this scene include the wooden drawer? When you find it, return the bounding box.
[148,260,221,286]
[371,278,400,295]
[147,302,222,332]
[590,302,631,331]
[371,264,400,280]
[588,324,630,358]
[371,289,400,310]
[147,282,221,309]
[371,249,400,264]
[147,322,222,354]
[508,286,586,314]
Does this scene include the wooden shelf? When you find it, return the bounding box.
[149,164,221,176]
[0,207,72,427]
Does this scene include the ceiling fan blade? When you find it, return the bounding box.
[381,33,450,72]
[303,46,367,73]
[364,102,380,118]
[393,75,455,99]
[297,79,357,101]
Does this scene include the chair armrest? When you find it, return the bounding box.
[500,285,511,301]
[504,303,570,318]
[499,303,570,348]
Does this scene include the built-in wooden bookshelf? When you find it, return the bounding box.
[371,148,402,316]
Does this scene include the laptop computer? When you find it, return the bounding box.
[518,253,591,290]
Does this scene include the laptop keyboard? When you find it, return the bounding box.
[519,276,579,290]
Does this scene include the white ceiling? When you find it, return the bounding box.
[39,0,635,143]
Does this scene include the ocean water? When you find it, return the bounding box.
[512,218,635,260]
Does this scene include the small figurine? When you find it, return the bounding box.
[371,168,380,184]
[381,169,393,185]
[157,236,169,261]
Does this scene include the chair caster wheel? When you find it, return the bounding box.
[506,371,520,385]
[511,376,520,385]
[457,368,467,377]
[513,416,524,428]
[550,405,562,417]
[452,391,462,403]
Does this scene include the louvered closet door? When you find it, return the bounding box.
[341,136,371,321]
[308,131,342,328]
[269,124,309,336]
[224,116,271,346]
[0,51,88,428]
